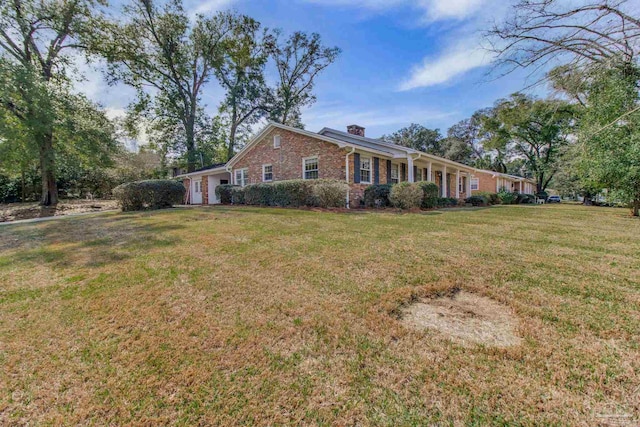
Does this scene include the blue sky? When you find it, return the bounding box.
[88,0,551,140]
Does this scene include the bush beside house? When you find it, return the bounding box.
[219,179,349,208]
[363,184,393,208]
[389,182,423,209]
[113,180,185,212]
[216,179,537,211]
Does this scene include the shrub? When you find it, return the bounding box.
[313,179,348,208]
[112,179,185,212]
[476,191,501,205]
[436,197,458,207]
[271,180,315,207]
[417,181,439,209]
[389,182,423,209]
[465,195,488,206]
[243,183,274,206]
[231,186,245,205]
[363,184,393,208]
[516,193,536,204]
[215,184,239,204]
[498,190,517,205]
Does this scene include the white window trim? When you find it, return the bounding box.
[470,178,479,191]
[359,156,372,184]
[235,168,248,187]
[262,164,273,182]
[302,156,319,180]
[273,134,281,149]
[390,163,399,184]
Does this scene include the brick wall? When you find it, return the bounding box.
[232,127,401,207]
[472,171,498,194]
[233,128,347,183]
[231,126,473,207]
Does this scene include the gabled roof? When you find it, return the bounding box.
[226,122,395,168]
[226,122,474,172]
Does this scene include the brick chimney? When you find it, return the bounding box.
[347,124,365,137]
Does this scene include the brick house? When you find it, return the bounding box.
[471,169,537,195]
[180,122,477,207]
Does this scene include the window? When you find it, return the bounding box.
[262,164,273,182]
[273,135,281,148]
[235,168,248,187]
[416,168,423,182]
[471,178,479,191]
[194,181,201,193]
[459,176,466,193]
[390,164,399,183]
[360,157,371,183]
[303,157,319,180]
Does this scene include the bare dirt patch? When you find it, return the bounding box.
[0,199,118,222]
[401,290,522,348]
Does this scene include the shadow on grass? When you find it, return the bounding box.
[0,212,186,268]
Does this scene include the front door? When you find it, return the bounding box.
[192,179,202,204]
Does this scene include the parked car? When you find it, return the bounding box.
[547,195,561,203]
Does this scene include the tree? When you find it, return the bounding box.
[444,109,493,165]
[487,0,640,74]
[382,124,444,155]
[97,1,239,172]
[578,63,640,216]
[266,31,340,127]
[0,0,104,205]
[216,17,269,160]
[482,93,574,193]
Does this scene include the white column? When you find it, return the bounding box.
[496,177,500,192]
[455,170,460,198]
[427,162,432,182]
[520,181,523,193]
[467,173,472,195]
[442,165,447,197]
[407,157,414,182]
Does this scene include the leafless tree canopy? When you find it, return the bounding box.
[487,0,640,72]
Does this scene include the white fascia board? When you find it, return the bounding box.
[176,167,228,178]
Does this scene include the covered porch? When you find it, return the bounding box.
[389,156,474,199]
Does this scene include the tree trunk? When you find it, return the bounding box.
[185,119,196,173]
[633,197,639,217]
[227,123,237,161]
[39,131,58,206]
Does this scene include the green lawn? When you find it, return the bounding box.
[1,204,639,425]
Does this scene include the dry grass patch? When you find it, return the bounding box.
[1,204,639,425]
[400,288,522,348]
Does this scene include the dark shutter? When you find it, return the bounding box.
[401,163,406,181]
[386,160,392,184]
[413,166,418,181]
[354,153,360,183]
[373,157,380,184]
[424,168,428,181]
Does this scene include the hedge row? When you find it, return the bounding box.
[113,179,185,211]
[465,191,536,206]
[216,179,349,208]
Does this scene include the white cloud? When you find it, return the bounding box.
[303,0,486,21]
[190,0,237,15]
[399,42,495,90]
